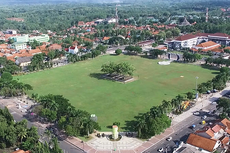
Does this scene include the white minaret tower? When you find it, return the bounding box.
[206,8,209,22]
[115,4,119,29]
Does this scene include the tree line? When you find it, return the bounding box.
[32,94,100,137]
[197,67,229,93]
[0,107,62,153]
[0,72,33,97]
[183,51,202,62]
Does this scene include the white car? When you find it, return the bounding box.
[193,111,199,115]
[166,137,172,141]
[158,148,164,152]
[202,115,207,119]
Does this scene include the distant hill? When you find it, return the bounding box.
[0,0,123,5]
[1,0,230,5]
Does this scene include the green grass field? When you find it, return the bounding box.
[16,55,218,131]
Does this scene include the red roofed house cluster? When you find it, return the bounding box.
[186,118,230,152]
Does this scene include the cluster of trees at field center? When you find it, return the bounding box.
[101,62,135,77]
[31,94,101,137]
[135,67,230,138]
[0,72,32,97]
[0,107,62,153]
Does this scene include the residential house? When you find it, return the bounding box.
[138,40,154,47]
[94,19,104,24]
[186,133,221,153]
[11,42,27,50]
[195,124,225,140]
[68,46,78,54]
[48,43,62,51]
[6,18,24,22]
[11,149,31,153]
[15,56,33,67]
[105,18,117,24]
[78,21,85,27]
[5,29,17,34]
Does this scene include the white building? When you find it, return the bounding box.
[68,46,78,54]
[11,42,27,50]
[168,34,197,50]
[106,18,117,24]
[5,29,17,34]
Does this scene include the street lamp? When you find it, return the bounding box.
[195,76,199,100]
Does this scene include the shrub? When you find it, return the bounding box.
[115,49,122,55]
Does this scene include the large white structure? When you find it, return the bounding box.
[29,34,50,43]
[10,34,49,43]
[168,33,230,50]
[112,125,118,140]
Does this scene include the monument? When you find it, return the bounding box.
[112,125,118,140]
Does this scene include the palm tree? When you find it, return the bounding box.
[176,94,184,111]
[18,128,27,142]
[49,100,59,111]
[150,106,160,118]
[162,100,171,113]
[84,119,94,136]
[66,105,76,117]
[136,118,146,138]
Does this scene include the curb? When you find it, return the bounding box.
[65,138,87,153]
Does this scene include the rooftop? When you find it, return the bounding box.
[186,133,217,152]
[175,34,197,41]
[196,41,218,48]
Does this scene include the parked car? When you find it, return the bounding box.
[193,111,199,115]
[202,115,207,119]
[158,148,164,152]
[166,137,172,141]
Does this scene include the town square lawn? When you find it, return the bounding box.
[16,55,218,131]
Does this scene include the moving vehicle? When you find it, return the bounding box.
[166,137,172,141]
[193,111,199,115]
[158,148,164,152]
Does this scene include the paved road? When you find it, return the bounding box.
[0,102,84,153]
[106,46,127,54]
[143,104,217,153]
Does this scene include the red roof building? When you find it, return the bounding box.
[191,41,221,52]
